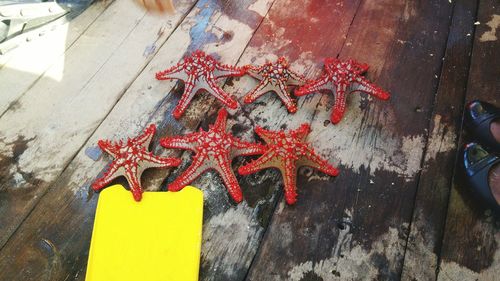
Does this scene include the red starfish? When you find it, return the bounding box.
[238,124,339,205]
[295,58,390,124]
[156,50,245,119]
[244,57,307,113]
[160,108,264,203]
[92,124,181,201]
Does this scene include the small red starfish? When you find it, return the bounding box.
[295,58,390,124]
[244,57,307,113]
[156,50,245,119]
[92,124,181,201]
[238,124,339,205]
[160,108,264,203]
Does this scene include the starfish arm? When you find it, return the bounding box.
[160,134,199,151]
[276,80,297,113]
[254,126,279,144]
[353,76,390,100]
[243,80,274,104]
[351,60,370,73]
[300,146,339,177]
[231,137,266,157]
[295,75,332,96]
[213,155,243,203]
[168,155,209,192]
[245,65,265,80]
[291,124,311,141]
[331,83,348,124]
[156,62,189,81]
[238,150,277,175]
[135,124,156,147]
[213,63,246,79]
[203,75,238,109]
[213,108,228,130]
[282,160,298,205]
[286,69,307,86]
[141,152,182,169]
[92,162,123,191]
[124,168,143,201]
[97,139,120,158]
[172,74,198,119]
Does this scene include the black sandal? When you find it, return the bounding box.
[464,100,500,152]
[464,143,500,210]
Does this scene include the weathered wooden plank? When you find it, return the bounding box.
[0,0,197,249]
[0,1,97,63]
[246,0,456,280]
[400,0,478,280]
[0,0,113,116]
[0,0,362,279]
[0,0,275,280]
[437,0,500,280]
[186,1,365,280]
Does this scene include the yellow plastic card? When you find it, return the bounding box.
[85,185,203,281]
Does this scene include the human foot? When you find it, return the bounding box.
[464,143,500,208]
[490,119,500,143]
[134,0,175,14]
[465,100,500,152]
[489,162,500,204]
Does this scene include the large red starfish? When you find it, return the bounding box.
[295,58,390,124]
[92,124,181,201]
[243,57,307,113]
[238,124,339,205]
[156,50,245,119]
[160,108,264,203]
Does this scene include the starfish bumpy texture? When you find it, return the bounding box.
[295,58,390,124]
[244,57,307,113]
[161,108,264,203]
[238,124,339,205]
[92,124,181,201]
[156,50,245,119]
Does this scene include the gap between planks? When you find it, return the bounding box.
[246,0,457,280]
[399,0,479,280]
[0,0,200,250]
[0,0,277,280]
[0,0,114,117]
[241,0,365,279]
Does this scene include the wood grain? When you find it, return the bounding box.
[0,0,197,250]
[0,0,275,280]
[0,0,113,116]
[400,0,478,280]
[437,0,500,280]
[0,0,497,280]
[246,0,456,280]
[188,0,365,279]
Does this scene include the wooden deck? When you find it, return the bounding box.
[0,0,498,280]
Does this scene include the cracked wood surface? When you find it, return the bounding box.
[0,0,498,280]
